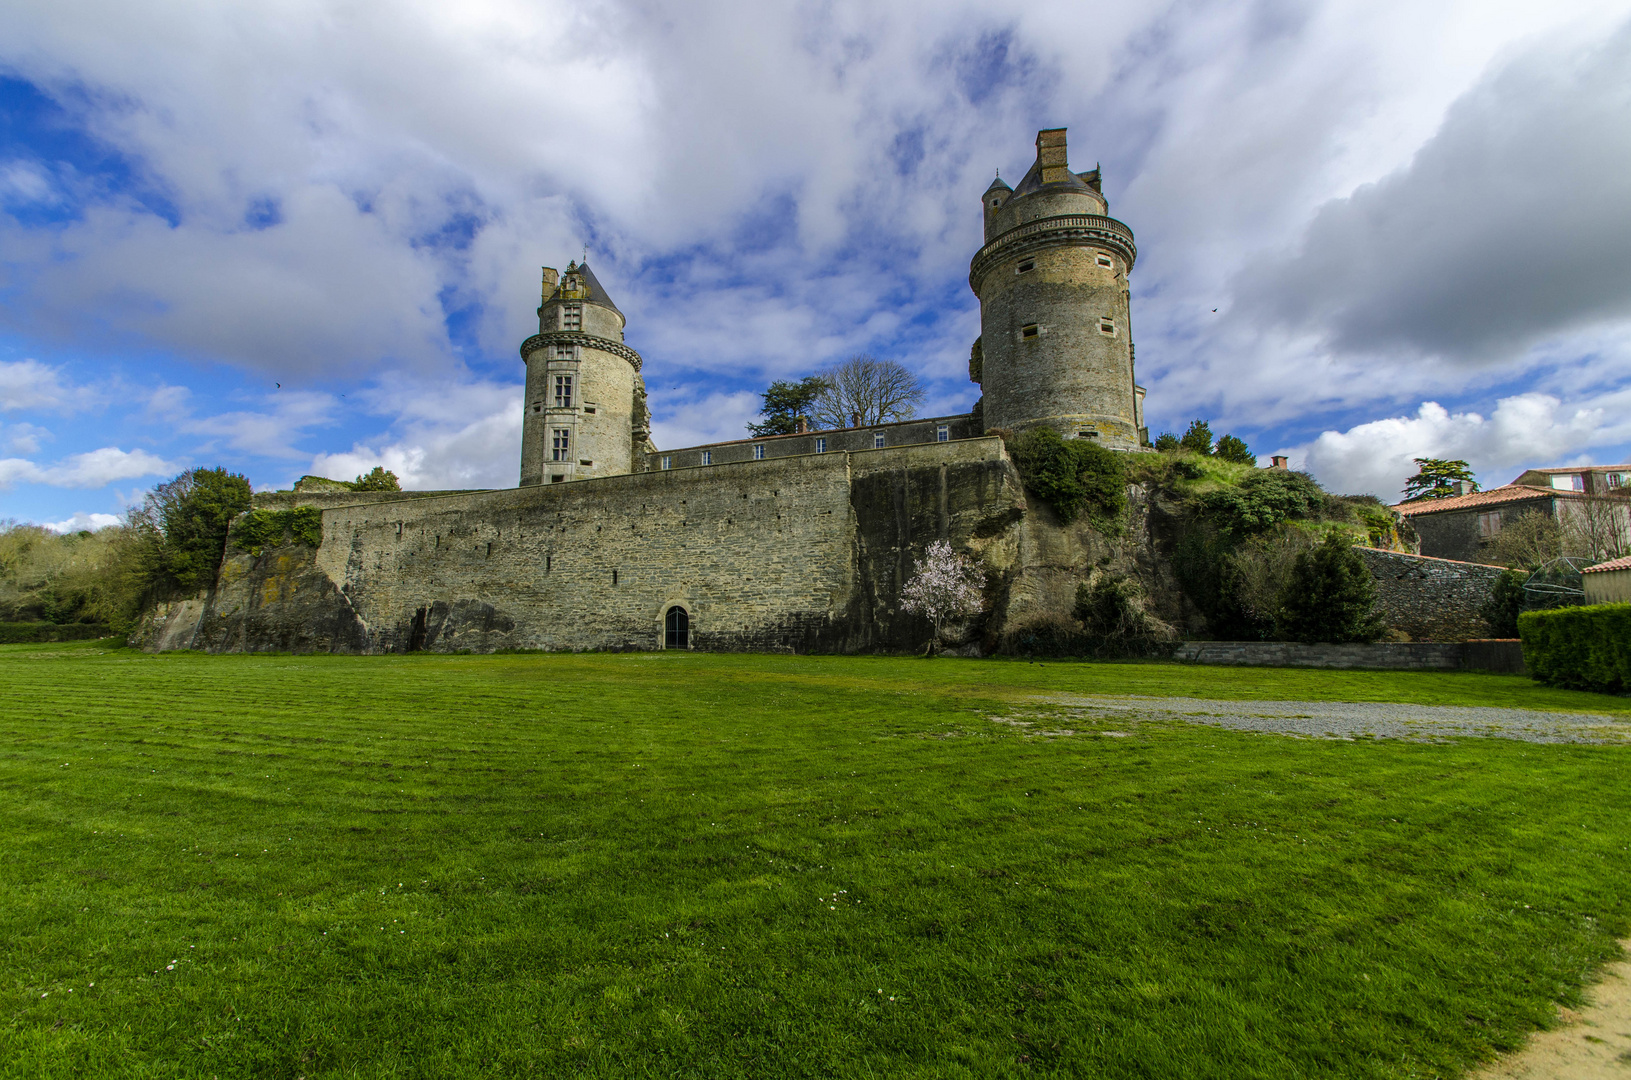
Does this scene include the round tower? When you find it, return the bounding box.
[518,261,652,486]
[968,128,1145,449]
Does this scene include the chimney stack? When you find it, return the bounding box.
[1269,455,1289,470]
[540,266,559,300]
[1036,128,1071,184]
[795,416,809,434]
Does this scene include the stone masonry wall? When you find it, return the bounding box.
[1358,547,1505,641]
[151,437,1027,655]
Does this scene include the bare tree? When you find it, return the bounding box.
[1561,497,1631,563]
[810,354,925,430]
[1486,510,1563,570]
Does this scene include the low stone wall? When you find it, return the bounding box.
[1172,639,1526,672]
[1358,548,1505,641]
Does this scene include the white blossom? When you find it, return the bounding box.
[899,540,986,652]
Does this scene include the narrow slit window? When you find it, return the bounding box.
[551,428,570,462]
[701,450,712,466]
[753,444,765,460]
[815,437,827,453]
[1021,324,1039,339]
[578,459,592,466]
[554,374,573,408]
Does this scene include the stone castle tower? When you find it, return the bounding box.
[970,128,1146,448]
[518,261,652,486]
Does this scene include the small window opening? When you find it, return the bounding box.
[1078,430,1099,439]
[1096,254,1113,268]
[579,459,592,466]
[873,432,885,448]
[583,407,596,414]
[532,405,541,413]
[1017,259,1035,274]
[1099,319,1115,335]
[1021,324,1039,339]
[815,437,827,453]
[665,606,689,650]
[612,570,618,586]
[701,450,712,465]
[551,475,565,483]
[753,444,765,460]
[661,455,672,470]
[937,424,949,442]
[546,555,552,571]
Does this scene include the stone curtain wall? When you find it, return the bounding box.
[1358,547,1504,641]
[1172,640,1525,672]
[147,438,1026,656]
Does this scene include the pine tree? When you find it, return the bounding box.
[1402,458,1477,501]
[1276,532,1384,643]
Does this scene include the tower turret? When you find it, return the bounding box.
[518,261,652,485]
[968,128,1145,449]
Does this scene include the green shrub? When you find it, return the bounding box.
[234,508,325,556]
[1007,427,1126,529]
[1277,533,1384,643]
[1480,569,1529,637]
[1518,602,1631,693]
[1198,469,1326,536]
[129,467,254,594]
[350,466,402,492]
[1213,434,1256,466]
[0,622,113,643]
[1072,574,1165,657]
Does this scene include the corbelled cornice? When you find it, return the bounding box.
[520,331,644,372]
[969,213,1137,294]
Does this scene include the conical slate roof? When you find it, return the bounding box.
[567,261,623,317]
[984,174,1012,195]
[1008,155,1096,199]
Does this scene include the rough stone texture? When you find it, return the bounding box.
[646,415,980,472]
[1358,547,1505,641]
[1406,492,1556,561]
[1170,640,1522,671]
[152,438,1033,655]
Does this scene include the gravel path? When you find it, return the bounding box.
[1009,695,1631,744]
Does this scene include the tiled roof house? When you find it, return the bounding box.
[1395,465,1631,562]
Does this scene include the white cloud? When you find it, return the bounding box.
[181,391,340,459]
[43,511,122,532]
[1289,392,1631,499]
[0,358,98,413]
[650,390,763,451]
[305,377,522,489]
[0,446,176,489]
[2,421,51,454]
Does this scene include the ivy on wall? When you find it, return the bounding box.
[234,508,324,556]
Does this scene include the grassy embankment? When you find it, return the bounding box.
[3,642,1629,1078]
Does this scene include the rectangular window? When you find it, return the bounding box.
[554,374,573,408]
[561,304,582,331]
[1021,324,1039,339]
[753,444,765,460]
[815,437,826,453]
[1552,474,1584,491]
[1099,319,1116,335]
[701,450,712,466]
[551,429,570,462]
[1478,511,1504,539]
[1609,472,1623,489]
[873,432,885,448]
[1097,254,1113,268]
[1017,259,1034,274]
[554,345,573,359]
[936,424,949,442]
[661,455,671,470]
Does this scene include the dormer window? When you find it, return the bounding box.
[561,303,582,331]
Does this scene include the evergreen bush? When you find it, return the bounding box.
[1072,574,1164,657]
[1007,427,1126,529]
[1518,603,1631,693]
[1277,533,1384,643]
[1480,569,1529,638]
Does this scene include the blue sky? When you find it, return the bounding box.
[3,0,1630,530]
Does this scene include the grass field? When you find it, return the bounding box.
[3,642,1629,1078]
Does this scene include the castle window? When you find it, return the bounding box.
[554,345,573,359]
[1017,259,1034,274]
[551,475,564,484]
[753,444,765,460]
[554,374,573,408]
[701,450,712,466]
[562,303,582,331]
[815,437,827,453]
[873,432,885,448]
[551,429,570,462]
[1097,254,1113,268]
[532,405,540,413]
[1021,324,1039,339]
[661,455,671,470]
[936,424,949,442]
[583,407,596,414]
[1478,511,1504,539]
[579,459,592,467]
[1099,319,1115,335]
[612,569,618,586]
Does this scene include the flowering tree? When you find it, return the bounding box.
[899,540,987,654]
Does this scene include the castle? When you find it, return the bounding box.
[140,130,1166,656]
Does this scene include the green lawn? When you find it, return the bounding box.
[2,642,1629,1078]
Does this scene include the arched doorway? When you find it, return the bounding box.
[664,606,689,650]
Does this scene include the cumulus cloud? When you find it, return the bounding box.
[43,510,122,532]
[1236,22,1631,365]
[181,391,340,459]
[1289,391,1631,498]
[0,445,175,489]
[0,358,98,413]
[305,377,522,489]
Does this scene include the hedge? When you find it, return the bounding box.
[1518,602,1631,693]
[0,622,115,644]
